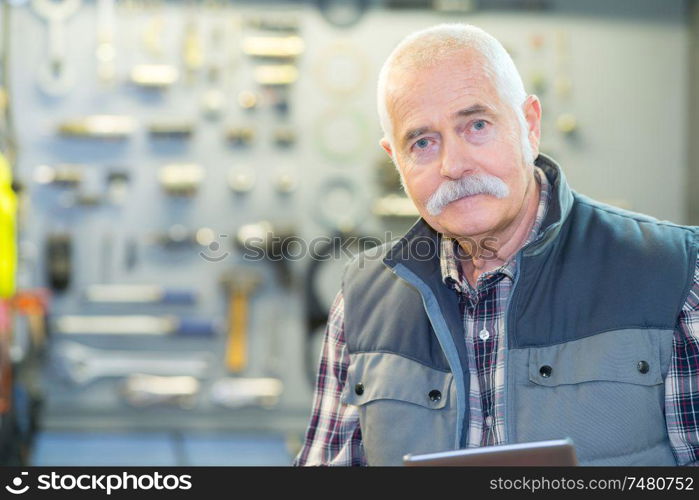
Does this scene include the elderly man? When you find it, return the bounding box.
[294,24,699,466]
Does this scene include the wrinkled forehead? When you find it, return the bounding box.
[385,52,502,135]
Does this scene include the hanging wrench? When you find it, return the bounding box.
[121,374,200,409]
[54,340,212,385]
[32,0,82,96]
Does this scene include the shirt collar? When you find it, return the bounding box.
[440,166,551,291]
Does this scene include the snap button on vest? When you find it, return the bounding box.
[637,360,650,374]
[354,383,364,395]
[428,390,442,402]
[539,365,553,378]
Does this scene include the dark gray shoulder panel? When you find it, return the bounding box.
[341,242,451,371]
[511,194,698,348]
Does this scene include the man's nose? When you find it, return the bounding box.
[439,133,475,180]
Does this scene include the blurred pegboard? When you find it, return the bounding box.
[2,0,691,430]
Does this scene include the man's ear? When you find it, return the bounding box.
[523,95,542,156]
[380,138,393,158]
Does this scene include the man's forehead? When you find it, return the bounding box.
[388,72,501,143]
[389,69,492,102]
[387,47,492,93]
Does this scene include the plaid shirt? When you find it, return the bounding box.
[294,168,699,466]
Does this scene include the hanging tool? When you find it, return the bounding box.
[220,268,261,373]
[150,225,214,248]
[210,377,282,409]
[45,233,71,292]
[52,315,217,337]
[33,164,83,187]
[245,15,299,33]
[201,89,225,119]
[73,192,103,206]
[130,64,179,89]
[54,341,212,385]
[254,64,298,86]
[12,290,50,349]
[181,13,203,84]
[157,163,204,195]
[141,2,165,60]
[228,166,256,194]
[200,16,226,120]
[237,90,258,111]
[32,0,82,96]
[273,127,296,148]
[10,289,49,461]
[265,87,292,116]
[121,374,200,409]
[84,284,197,305]
[147,120,195,139]
[272,167,298,195]
[242,35,304,59]
[57,115,136,140]
[556,113,578,136]
[225,127,255,147]
[106,169,129,205]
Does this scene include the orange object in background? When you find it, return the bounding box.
[0,290,50,415]
[12,289,50,349]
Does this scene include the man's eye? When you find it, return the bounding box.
[415,138,430,149]
[472,120,487,131]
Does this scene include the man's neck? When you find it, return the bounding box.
[458,173,541,288]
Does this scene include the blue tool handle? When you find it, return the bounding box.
[175,318,216,337]
[161,290,197,305]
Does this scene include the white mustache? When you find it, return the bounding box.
[426,174,510,216]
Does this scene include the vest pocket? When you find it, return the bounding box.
[341,352,456,465]
[341,352,452,409]
[513,328,675,464]
[527,329,666,387]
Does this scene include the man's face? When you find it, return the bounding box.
[381,51,540,240]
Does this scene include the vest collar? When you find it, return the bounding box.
[383,153,575,274]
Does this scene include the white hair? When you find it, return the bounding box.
[377,23,534,166]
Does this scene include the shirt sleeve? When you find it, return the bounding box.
[666,254,699,465]
[292,290,367,466]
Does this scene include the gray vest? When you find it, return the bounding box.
[340,155,698,466]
